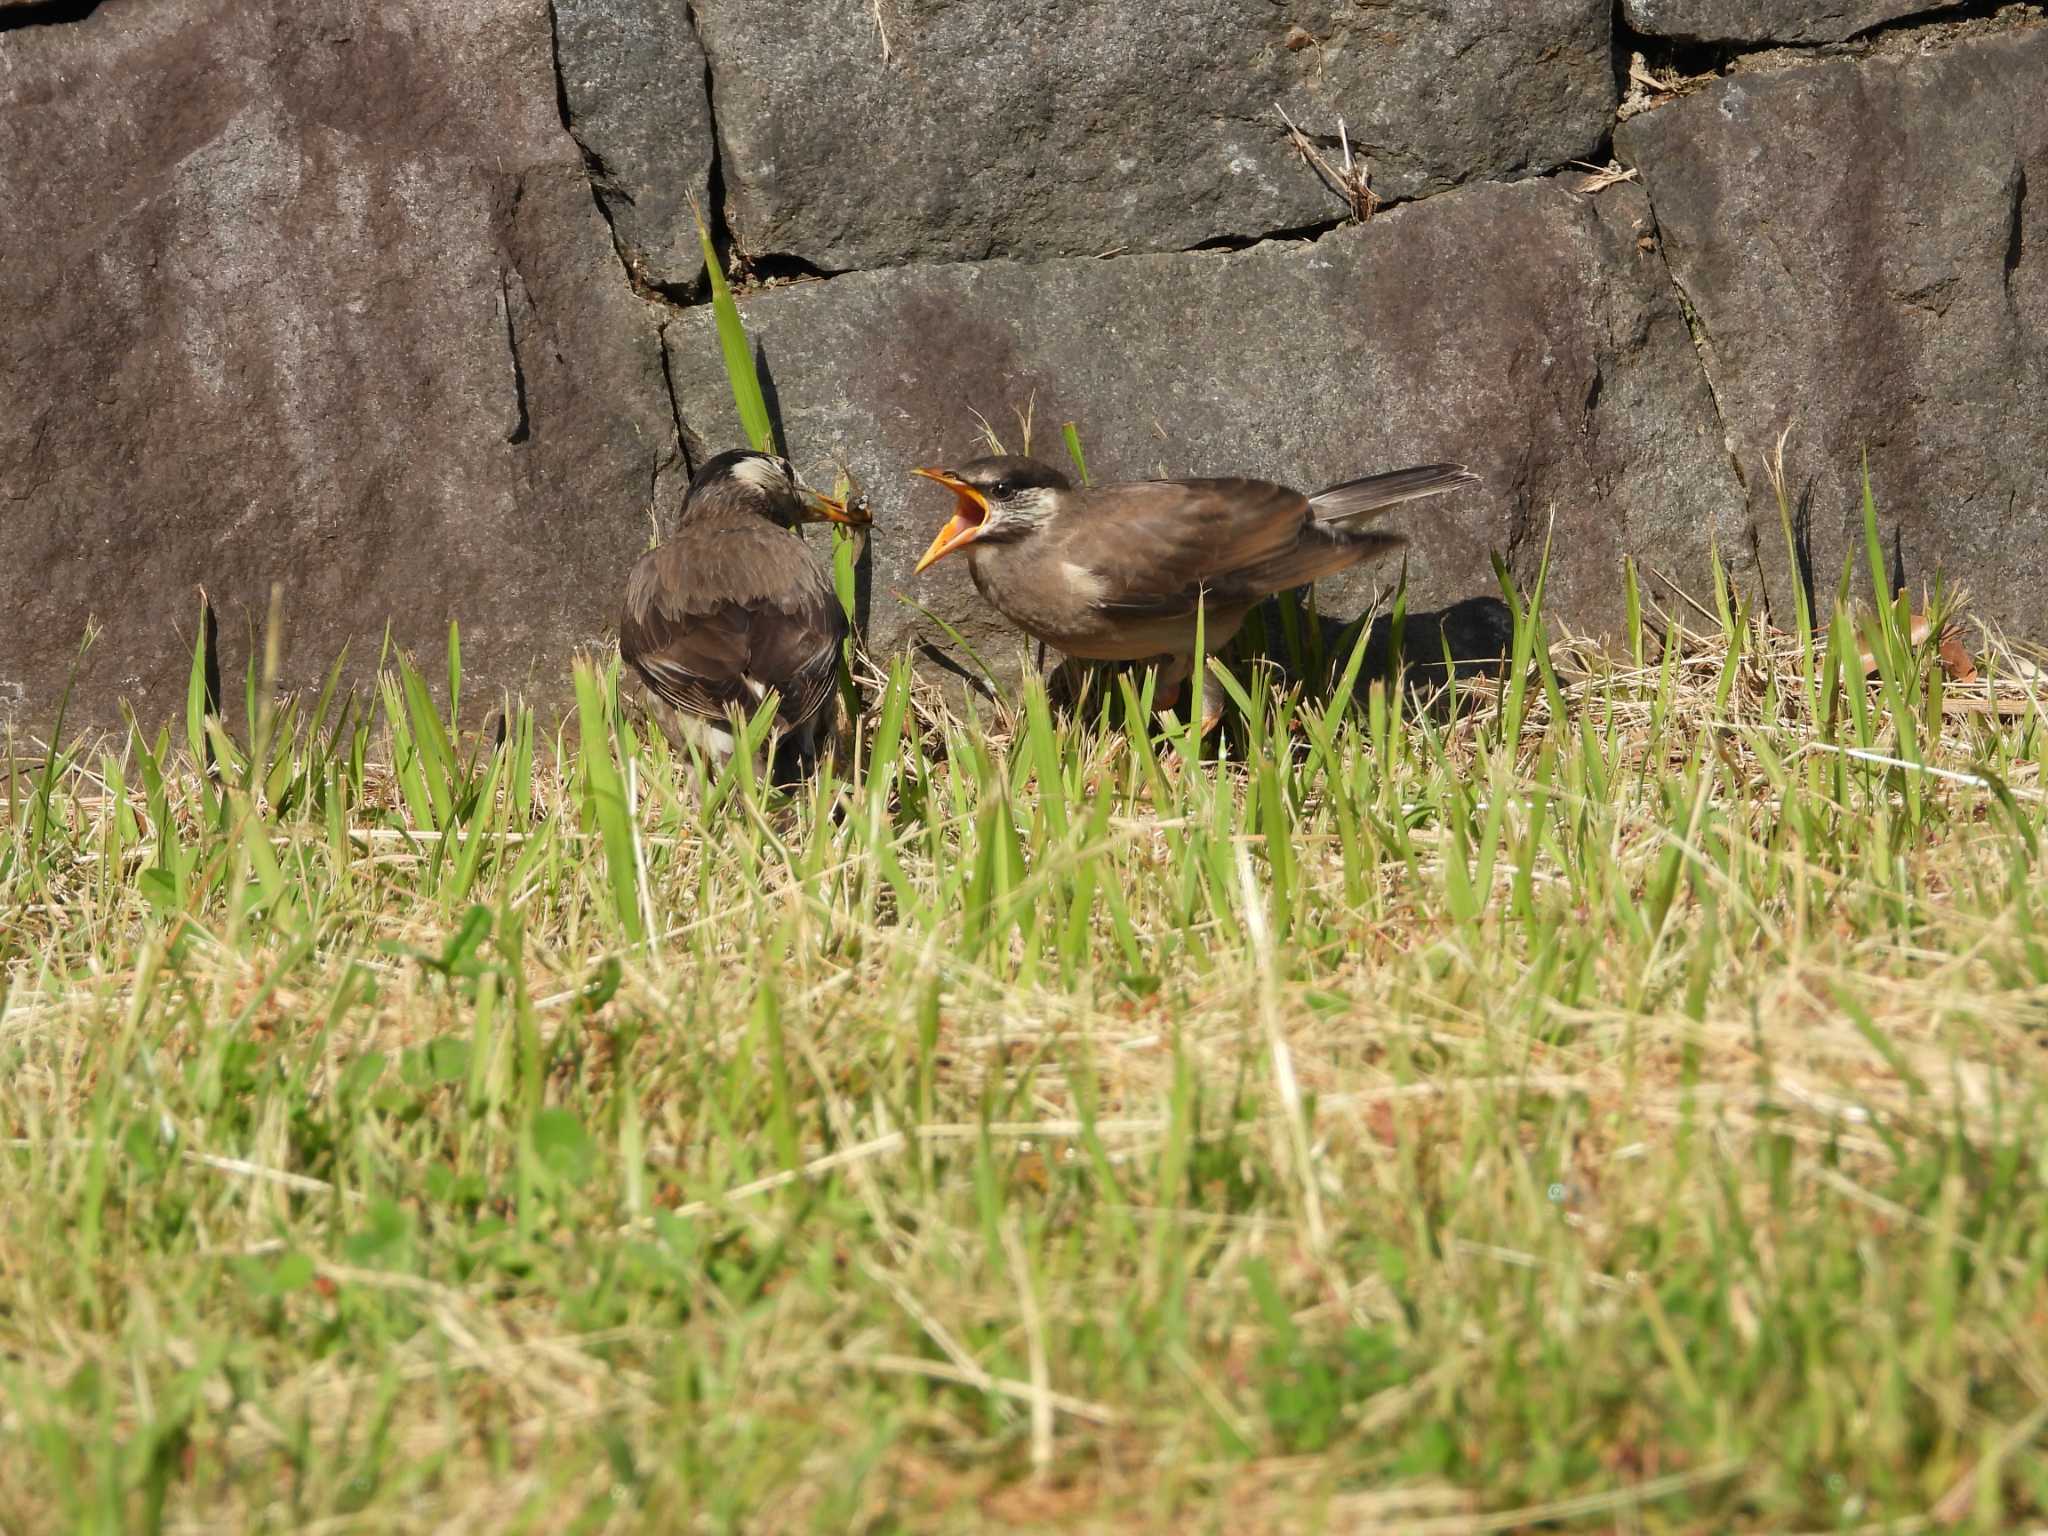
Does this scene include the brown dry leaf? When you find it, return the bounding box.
[1362,1099,1399,1148]
[1849,590,1978,683]
[1937,624,1979,683]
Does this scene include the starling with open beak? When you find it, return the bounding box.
[911,454,1479,727]
[620,449,868,781]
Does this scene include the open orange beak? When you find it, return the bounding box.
[797,483,870,526]
[912,467,990,574]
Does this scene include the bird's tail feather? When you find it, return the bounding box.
[1309,464,1481,525]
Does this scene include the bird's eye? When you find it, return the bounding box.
[990,480,1015,498]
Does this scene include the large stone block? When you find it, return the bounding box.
[691,0,1617,270]
[1618,26,2048,639]
[0,0,682,732]
[661,178,1749,681]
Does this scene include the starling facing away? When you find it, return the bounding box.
[620,449,867,781]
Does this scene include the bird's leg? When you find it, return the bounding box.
[1152,653,1192,719]
[1153,651,1227,735]
[773,719,824,788]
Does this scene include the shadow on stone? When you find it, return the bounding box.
[915,642,1000,704]
[851,524,874,642]
[1791,480,1818,619]
[754,340,787,457]
[0,1,106,33]
[1352,594,1518,700]
[194,592,223,776]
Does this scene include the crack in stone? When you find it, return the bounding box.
[1185,213,1354,254]
[1627,174,1769,618]
[655,2,2036,300]
[546,0,687,310]
[1619,0,2039,52]
[545,0,736,314]
[545,4,709,502]
[545,2,615,247]
[565,0,2036,374]
[685,0,733,283]
[1610,2,2046,623]
[1843,0,2044,43]
[498,268,532,446]
[2005,162,2029,286]
[655,318,698,487]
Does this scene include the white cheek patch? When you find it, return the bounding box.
[734,456,791,495]
[1015,488,1059,521]
[984,487,1057,538]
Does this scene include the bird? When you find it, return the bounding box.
[619,448,868,781]
[910,454,1480,728]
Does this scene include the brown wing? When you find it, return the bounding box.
[618,524,845,732]
[1060,478,1370,620]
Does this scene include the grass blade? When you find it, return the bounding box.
[693,200,776,455]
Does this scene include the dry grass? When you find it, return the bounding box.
[5,530,2048,1531]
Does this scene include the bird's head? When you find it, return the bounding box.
[911,455,1072,573]
[683,449,869,529]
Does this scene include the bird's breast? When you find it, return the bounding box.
[966,543,1069,639]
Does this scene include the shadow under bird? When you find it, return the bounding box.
[911,454,1481,727]
[619,449,868,780]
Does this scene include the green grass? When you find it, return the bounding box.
[6,504,2048,1532]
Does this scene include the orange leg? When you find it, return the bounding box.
[1153,653,1191,718]
[1151,653,1225,733]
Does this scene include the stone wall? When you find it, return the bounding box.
[2,0,2042,731]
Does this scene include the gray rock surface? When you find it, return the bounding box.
[1619,26,2048,638]
[8,0,2042,736]
[551,0,714,293]
[662,179,1749,681]
[692,0,1617,271]
[1622,0,1965,43]
[0,0,682,732]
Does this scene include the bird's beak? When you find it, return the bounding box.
[797,481,870,526]
[912,467,990,573]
